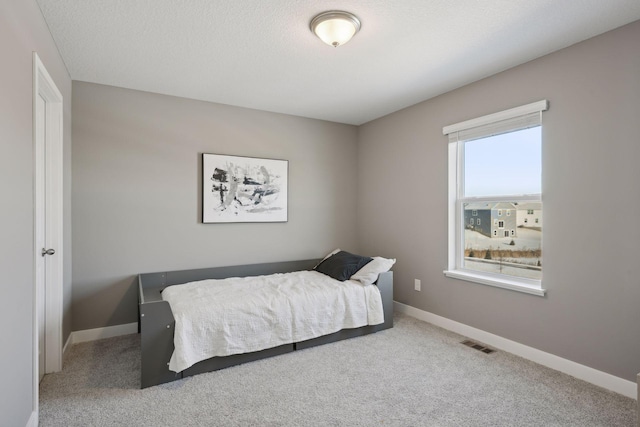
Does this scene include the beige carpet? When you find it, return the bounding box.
[39,313,637,426]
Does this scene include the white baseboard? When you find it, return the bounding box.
[395,301,637,400]
[62,332,72,356]
[69,322,138,345]
[26,410,37,427]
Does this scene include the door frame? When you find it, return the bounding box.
[32,52,64,419]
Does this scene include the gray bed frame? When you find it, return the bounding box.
[138,258,394,389]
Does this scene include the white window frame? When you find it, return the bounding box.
[444,100,547,296]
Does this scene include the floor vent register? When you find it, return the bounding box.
[461,339,495,354]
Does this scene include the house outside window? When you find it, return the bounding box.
[517,203,543,228]
[444,100,546,296]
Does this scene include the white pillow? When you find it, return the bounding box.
[351,256,396,286]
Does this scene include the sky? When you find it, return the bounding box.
[464,126,541,197]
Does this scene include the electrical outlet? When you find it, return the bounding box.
[414,279,421,291]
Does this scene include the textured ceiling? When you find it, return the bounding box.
[36,0,640,125]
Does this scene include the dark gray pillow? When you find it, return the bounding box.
[314,251,373,281]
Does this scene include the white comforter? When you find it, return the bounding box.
[162,270,384,372]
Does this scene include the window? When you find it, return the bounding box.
[470,218,474,225]
[477,219,481,226]
[472,210,477,216]
[527,209,534,214]
[444,100,547,296]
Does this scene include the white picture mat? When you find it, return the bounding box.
[202,154,288,223]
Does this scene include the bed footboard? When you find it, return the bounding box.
[139,299,180,388]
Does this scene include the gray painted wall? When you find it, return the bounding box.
[357,20,640,382]
[0,0,72,424]
[72,82,359,331]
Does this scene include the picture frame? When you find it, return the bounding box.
[202,153,288,223]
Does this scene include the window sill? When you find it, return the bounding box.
[443,269,546,297]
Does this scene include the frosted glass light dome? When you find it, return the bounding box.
[310,11,361,47]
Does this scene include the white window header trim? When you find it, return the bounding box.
[443,100,548,135]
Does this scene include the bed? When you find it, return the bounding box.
[138,255,394,388]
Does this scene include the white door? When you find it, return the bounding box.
[35,93,47,382]
[33,53,64,397]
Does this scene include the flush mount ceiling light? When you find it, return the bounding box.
[310,11,361,47]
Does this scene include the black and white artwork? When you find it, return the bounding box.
[202,154,288,223]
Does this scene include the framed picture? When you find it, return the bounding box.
[202,153,288,223]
